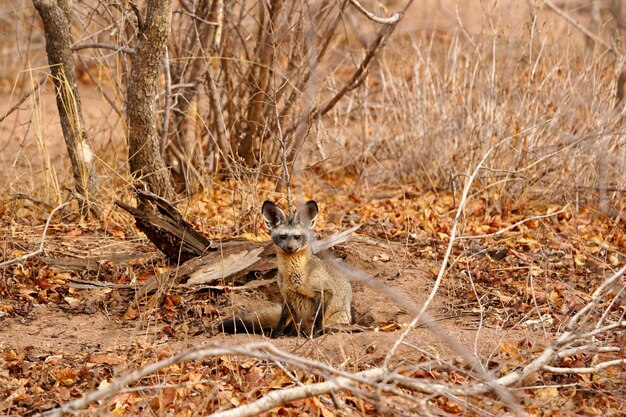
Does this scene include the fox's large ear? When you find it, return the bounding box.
[262,201,285,231]
[295,200,318,229]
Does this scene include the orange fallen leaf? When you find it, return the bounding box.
[107,227,126,239]
[160,386,177,407]
[312,396,337,417]
[244,367,266,389]
[87,354,125,365]
[124,306,139,320]
[377,322,402,332]
[580,406,602,415]
[66,228,83,237]
[535,386,559,401]
[53,386,71,401]
[53,368,77,387]
[497,292,515,305]
[437,397,462,413]
[499,342,520,357]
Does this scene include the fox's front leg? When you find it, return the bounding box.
[310,288,333,337]
[272,302,292,338]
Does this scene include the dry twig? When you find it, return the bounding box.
[348,0,402,24]
[544,0,622,57]
[0,75,48,125]
[0,202,68,268]
[210,368,385,417]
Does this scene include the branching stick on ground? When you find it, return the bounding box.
[209,368,385,417]
[384,138,507,366]
[0,202,68,268]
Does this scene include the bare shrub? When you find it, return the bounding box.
[321,10,625,215]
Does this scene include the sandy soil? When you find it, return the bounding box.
[0,236,538,371]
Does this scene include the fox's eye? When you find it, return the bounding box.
[279,234,287,240]
[294,234,302,240]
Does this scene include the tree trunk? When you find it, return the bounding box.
[32,0,100,217]
[126,0,174,199]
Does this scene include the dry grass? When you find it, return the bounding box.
[1,1,624,217]
[322,22,625,213]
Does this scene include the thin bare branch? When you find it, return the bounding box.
[40,343,268,417]
[544,0,622,57]
[348,0,402,24]
[555,345,621,359]
[71,42,135,54]
[286,0,416,163]
[0,75,48,125]
[210,368,385,417]
[456,205,569,240]
[576,320,626,341]
[542,359,626,374]
[385,136,511,366]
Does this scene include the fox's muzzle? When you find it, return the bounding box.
[281,245,297,253]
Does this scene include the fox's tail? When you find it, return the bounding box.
[218,305,282,335]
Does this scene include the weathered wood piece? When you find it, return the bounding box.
[187,247,265,285]
[115,190,213,263]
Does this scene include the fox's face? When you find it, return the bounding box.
[262,200,318,254]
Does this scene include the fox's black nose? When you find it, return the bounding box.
[284,245,296,253]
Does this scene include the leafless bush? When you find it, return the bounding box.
[320,3,625,215]
[51,0,402,196]
[2,2,625,211]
